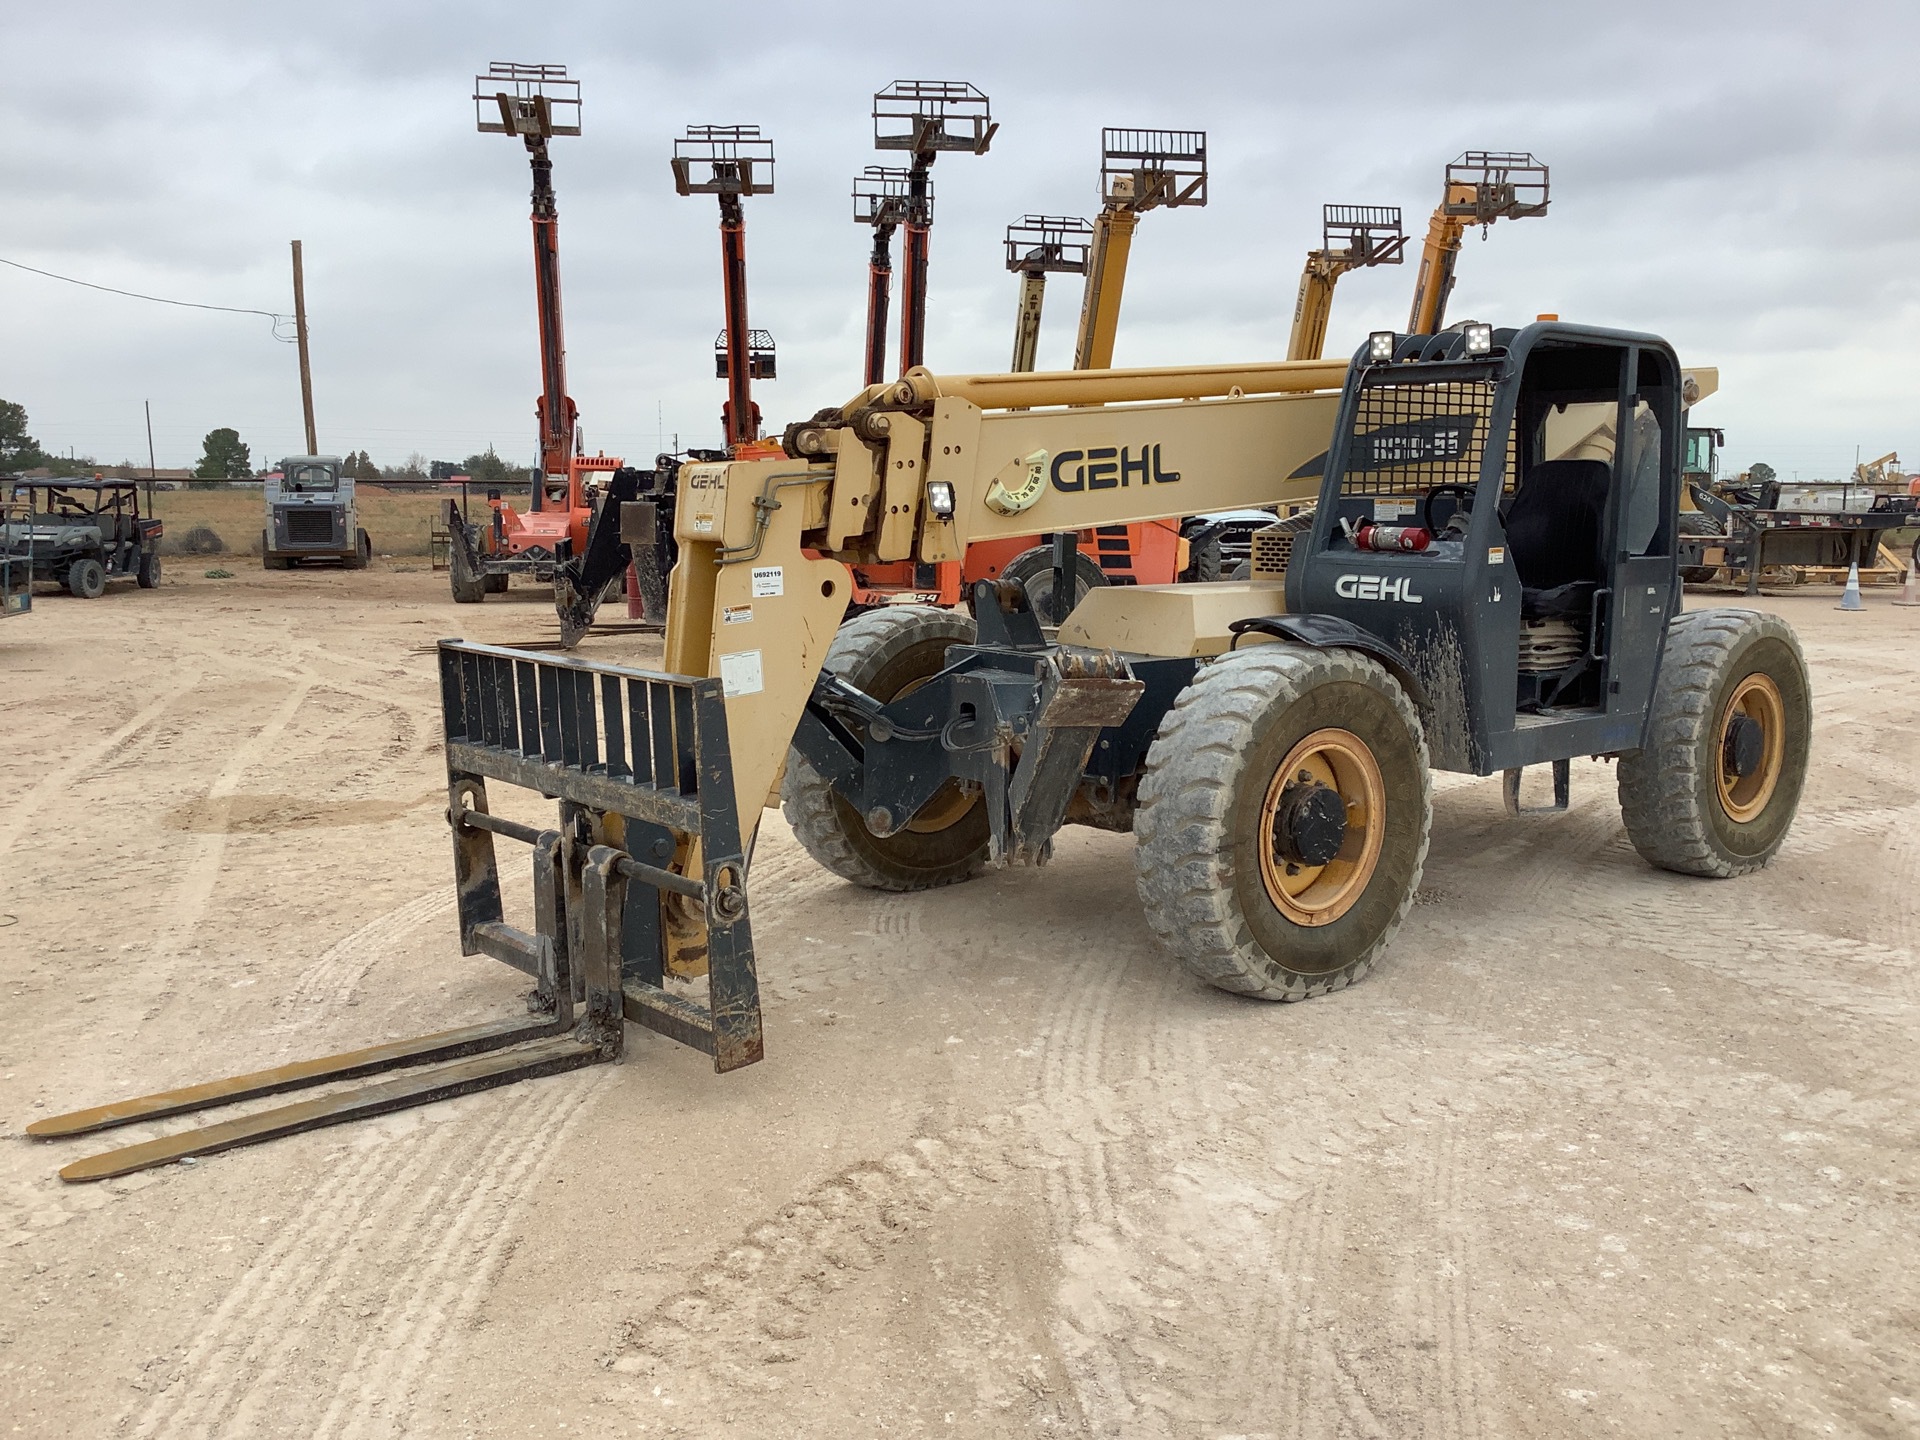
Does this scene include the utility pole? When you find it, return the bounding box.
[144,399,157,511]
[290,240,318,454]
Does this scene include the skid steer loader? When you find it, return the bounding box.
[34,320,1811,1181]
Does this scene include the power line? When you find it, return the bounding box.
[0,255,296,340]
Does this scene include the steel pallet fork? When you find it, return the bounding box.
[30,641,762,1183]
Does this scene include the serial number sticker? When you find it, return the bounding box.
[719,650,764,697]
[722,604,753,625]
[1487,546,1507,564]
[751,566,784,597]
[692,516,715,534]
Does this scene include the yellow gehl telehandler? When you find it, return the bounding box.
[35,310,1808,1182]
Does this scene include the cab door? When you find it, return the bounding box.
[1602,347,1683,721]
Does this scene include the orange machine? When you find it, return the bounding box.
[449,63,616,604]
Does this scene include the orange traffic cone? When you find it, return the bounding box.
[1895,563,1920,607]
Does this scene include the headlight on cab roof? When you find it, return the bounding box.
[1367,330,1396,362]
[1463,323,1493,355]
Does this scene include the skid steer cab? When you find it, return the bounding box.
[777,320,1811,1003]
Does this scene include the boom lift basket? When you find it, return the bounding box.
[31,641,760,1183]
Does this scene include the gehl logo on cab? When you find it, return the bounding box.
[1051,445,1180,492]
[1335,573,1424,604]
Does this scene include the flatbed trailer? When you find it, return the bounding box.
[1680,502,1912,593]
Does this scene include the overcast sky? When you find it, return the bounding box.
[4,1,1915,480]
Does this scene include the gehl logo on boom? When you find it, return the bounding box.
[1051,445,1181,492]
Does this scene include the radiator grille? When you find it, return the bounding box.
[281,507,339,547]
[1249,510,1317,580]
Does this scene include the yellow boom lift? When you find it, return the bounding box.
[1405,151,1550,335]
[1286,205,1407,361]
[1074,128,1208,369]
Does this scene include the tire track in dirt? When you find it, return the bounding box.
[0,676,200,859]
[609,1114,1028,1415]
[309,1071,612,1440]
[272,888,457,1027]
[124,1066,609,1439]
[143,681,315,987]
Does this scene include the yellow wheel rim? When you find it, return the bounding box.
[1716,672,1785,823]
[1256,728,1386,928]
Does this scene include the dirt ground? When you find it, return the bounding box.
[1,563,1915,1440]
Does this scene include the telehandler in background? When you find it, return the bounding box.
[34,313,1811,1182]
[447,63,625,605]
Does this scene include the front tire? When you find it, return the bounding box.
[344,528,371,570]
[67,558,107,599]
[780,606,990,892]
[1617,609,1810,877]
[1134,647,1431,999]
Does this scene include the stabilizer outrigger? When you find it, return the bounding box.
[30,641,762,1182]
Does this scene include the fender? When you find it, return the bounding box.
[1225,612,1430,711]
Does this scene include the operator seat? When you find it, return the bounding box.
[1503,458,1610,618]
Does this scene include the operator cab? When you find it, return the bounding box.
[1292,320,1684,775]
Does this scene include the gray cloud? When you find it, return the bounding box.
[3,0,1916,480]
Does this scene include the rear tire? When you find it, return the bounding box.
[1134,647,1431,999]
[1617,609,1810,877]
[66,558,107,599]
[484,572,510,593]
[781,606,990,892]
[136,550,161,588]
[1000,544,1106,625]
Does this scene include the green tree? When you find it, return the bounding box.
[195,427,252,479]
[0,398,49,471]
[460,445,532,490]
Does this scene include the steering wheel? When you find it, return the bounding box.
[1422,484,1477,535]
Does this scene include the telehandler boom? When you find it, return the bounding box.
[35,320,1808,1183]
